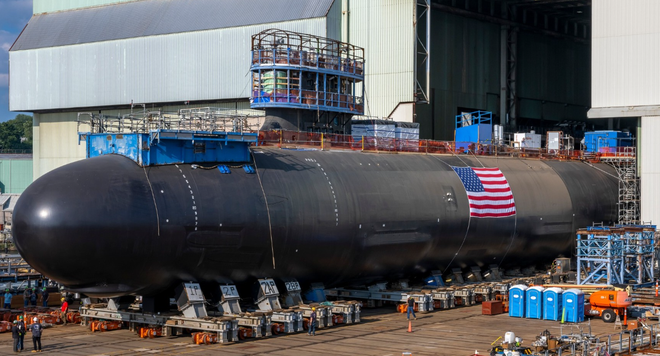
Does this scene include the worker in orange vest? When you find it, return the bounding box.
[60,298,69,325]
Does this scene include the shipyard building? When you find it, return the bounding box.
[7,0,660,225]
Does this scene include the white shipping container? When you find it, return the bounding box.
[351,119,396,150]
[547,132,561,150]
[369,124,396,138]
[395,122,420,152]
[351,120,395,140]
[395,124,420,140]
[513,133,542,148]
[351,124,368,140]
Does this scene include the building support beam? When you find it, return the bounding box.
[500,25,518,130]
[414,0,431,105]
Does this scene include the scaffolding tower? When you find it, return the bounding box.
[622,225,656,284]
[577,225,656,285]
[576,226,625,285]
[600,147,639,225]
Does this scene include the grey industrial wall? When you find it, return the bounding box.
[415,10,591,141]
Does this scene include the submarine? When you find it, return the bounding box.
[11,29,619,301]
[13,140,617,298]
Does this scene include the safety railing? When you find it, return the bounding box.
[76,108,638,163]
[252,49,364,76]
[256,130,635,162]
[532,321,660,355]
[252,90,364,112]
[77,107,264,135]
[251,28,364,76]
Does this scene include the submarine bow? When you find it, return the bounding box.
[12,150,618,297]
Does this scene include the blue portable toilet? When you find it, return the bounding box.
[543,287,563,321]
[526,286,544,319]
[509,285,528,318]
[562,289,585,323]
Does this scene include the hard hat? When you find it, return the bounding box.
[18,316,22,320]
[61,298,65,302]
[33,317,38,322]
[312,307,316,311]
[4,289,8,292]
[12,320,16,324]
[42,288,46,291]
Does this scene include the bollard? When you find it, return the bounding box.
[624,308,627,326]
[656,279,658,297]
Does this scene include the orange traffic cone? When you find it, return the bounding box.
[407,320,412,333]
[623,308,627,326]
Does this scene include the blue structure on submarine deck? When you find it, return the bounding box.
[454,111,492,153]
[79,130,258,166]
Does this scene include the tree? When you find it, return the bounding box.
[0,114,33,150]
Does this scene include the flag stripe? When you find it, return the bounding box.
[470,201,514,205]
[467,195,514,202]
[471,212,516,218]
[471,209,516,215]
[452,166,516,218]
[483,188,513,193]
[480,184,511,189]
[472,168,500,171]
[466,191,514,198]
[478,177,506,182]
[469,203,516,210]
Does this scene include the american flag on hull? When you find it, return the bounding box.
[451,167,516,218]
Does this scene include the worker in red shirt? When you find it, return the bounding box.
[60,298,68,325]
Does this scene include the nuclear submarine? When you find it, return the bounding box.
[12,142,618,298]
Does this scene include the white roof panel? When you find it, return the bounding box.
[12,0,334,51]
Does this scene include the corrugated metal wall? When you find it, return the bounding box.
[326,0,342,41]
[10,18,327,112]
[33,112,87,179]
[592,1,660,228]
[641,116,660,226]
[592,0,660,109]
[33,101,256,178]
[348,0,415,119]
[33,0,135,14]
[0,160,33,194]
[516,32,590,125]
[416,11,500,140]
[414,11,590,140]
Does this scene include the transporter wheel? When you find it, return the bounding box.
[601,309,616,323]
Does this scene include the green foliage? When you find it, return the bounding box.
[0,114,33,150]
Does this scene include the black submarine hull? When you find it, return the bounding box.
[13,149,618,297]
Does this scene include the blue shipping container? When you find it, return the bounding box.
[583,131,632,153]
[526,286,544,319]
[543,288,563,321]
[455,111,493,153]
[509,285,528,318]
[455,124,493,144]
[562,289,585,323]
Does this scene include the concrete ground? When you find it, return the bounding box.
[0,304,644,355]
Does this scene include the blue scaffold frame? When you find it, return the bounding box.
[621,225,656,284]
[576,225,656,285]
[576,227,625,285]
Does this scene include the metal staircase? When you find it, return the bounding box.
[600,147,639,225]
